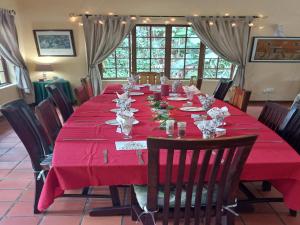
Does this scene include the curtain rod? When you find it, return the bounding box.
[69,13,262,19]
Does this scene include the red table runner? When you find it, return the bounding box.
[38,85,300,211]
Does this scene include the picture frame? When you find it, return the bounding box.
[33,30,76,57]
[250,37,300,62]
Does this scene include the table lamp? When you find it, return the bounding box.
[35,64,53,81]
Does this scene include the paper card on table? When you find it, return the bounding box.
[115,140,147,151]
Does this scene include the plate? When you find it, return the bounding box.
[180,107,204,112]
[167,97,188,101]
[105,119,139,126]
[112,99,136,103]
[110,108,139,113]
[169,93,180,97]
[129,92,144,96]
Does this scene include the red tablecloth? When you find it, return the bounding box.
[38,85,300,211]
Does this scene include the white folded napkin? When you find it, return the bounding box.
[160,76,170,85]
[207,106,230,119]
[183,85,201,95]
[198,94,215,110]
[116,91,129,100]
[196,119,219,139]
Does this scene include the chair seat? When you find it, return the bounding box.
[133,185,218,209]
[40,154,53,170]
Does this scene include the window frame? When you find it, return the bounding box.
[0,57,10,86]
[100,24,235,81]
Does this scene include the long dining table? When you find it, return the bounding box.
[38,84,300,216]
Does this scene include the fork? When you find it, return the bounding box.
[136,150,144,165]
[103,149,108,164]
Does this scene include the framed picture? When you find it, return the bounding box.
[250,37,300,62]
[33,30,76,57]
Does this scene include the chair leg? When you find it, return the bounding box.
[262,181,272,192]
[226,212,235,225]
[33,178,44,214]
[82,187,90,196]
[289,209,297,217]
[109,186,121,206]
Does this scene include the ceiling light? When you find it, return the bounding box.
[165,20,170,25]
[259,26,264,30]
[142,19,148,24]
[108,12,114,16]
[225,13,230,16]
[69,16,77,22]
[145,17,151,21]
[209,21,214,26]
[258,14,264,18]
[98,20,104,24]
[85,11,90,14]
[78,22,83,26]
[187,22,193,25]
[248,22,254,27]
[170,18,176,22]
[231,22,237,27]
[130,16,137,20]
[121,21,127,25]
[193,14,198,17]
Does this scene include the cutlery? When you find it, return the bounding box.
[136,150,144,165]
[103,149,108,163]
[62,138,108,141]
[229,128,261,130]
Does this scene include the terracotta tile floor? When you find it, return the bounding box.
[0,104,299,225]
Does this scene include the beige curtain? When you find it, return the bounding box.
[82,15,136,95]
[187,16,253,88]
[0,8,33,95]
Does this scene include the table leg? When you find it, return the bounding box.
[290,209,297,217]
[109,186,121,206]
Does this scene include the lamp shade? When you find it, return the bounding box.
[35,64,53,72]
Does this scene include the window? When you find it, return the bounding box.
[135,26,166,73]
[170,26,201,79]
[101,24,234,80]
[0,57,9,85]
[102,35,131,79]
[203,47,233,79]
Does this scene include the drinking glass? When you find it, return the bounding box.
[186,91,194,101]
[166,120,175,137]
[177,121,187,138]
[121,122,133,139]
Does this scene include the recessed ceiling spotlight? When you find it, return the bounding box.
[209,21,214,26]
[121,21,127,24]
[130,16,137,20]
[259,26,264,30]
[142,19,148,24]
[231,22,237,27]
[69,16,77,22]
[187,22,193,25]
[78,22,83,26]
[98,20,104,24]
[85,11,90,14]
[170,18,176,22]
[193,14,198,17]
[224,13,230,16]
[145,17,151,21]
[248,22,254,27]
[258,14,264,18]
[108,12,114,16]
[165,20,170,25]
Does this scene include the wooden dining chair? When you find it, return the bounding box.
[278,107,300,155]
[213,79,233,100]
[131,135,257,225]
[258,101,289,133]
[74,86,89,105]
[46,84,74,122]
[1,99,53,214]
[137,72,160,85]
[229,87,252,112]
[81,76,94,98]
[189,76,203,90]
[35,99,62,147]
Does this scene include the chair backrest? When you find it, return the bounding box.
[46,84,74,122]
[137,72,160,85]
[146,135,257,225]
[189,76,203,90]
[1,99,51,172]
[74,86,89,105]
[278,107,300,154]
[229,87,252,112]
[81,76,94,98]
[258,101,289,132]
[213,79,233,100]
[35,99,62,146]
